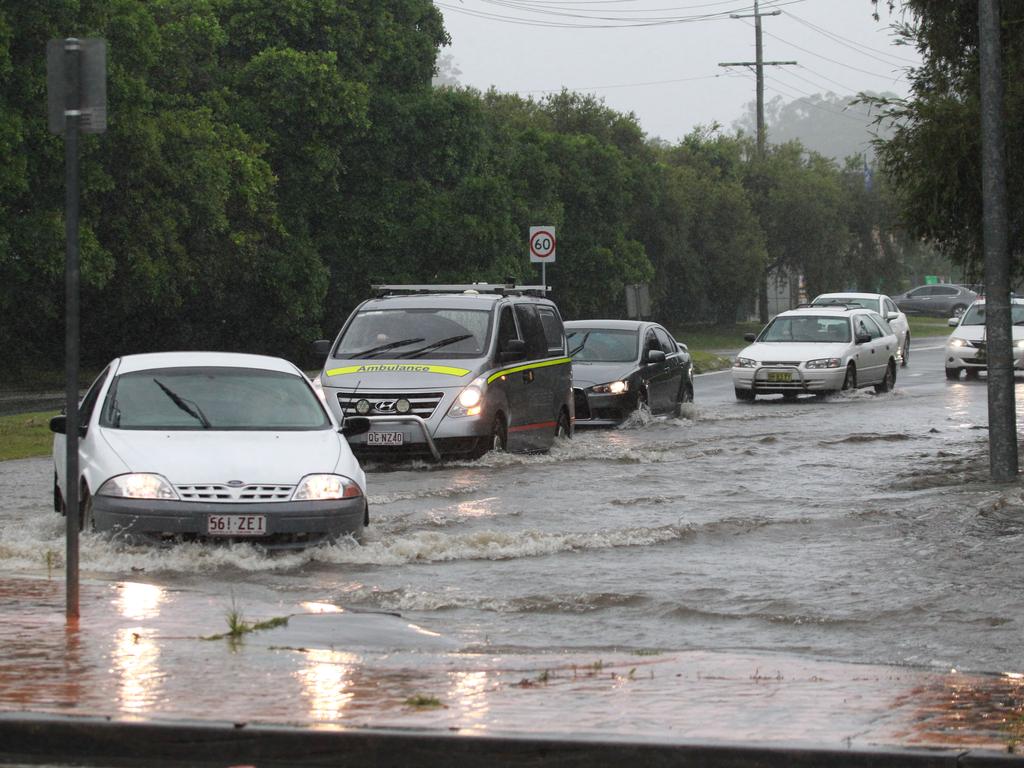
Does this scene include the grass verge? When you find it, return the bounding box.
[0,411,56,461]
[908,315,953,337]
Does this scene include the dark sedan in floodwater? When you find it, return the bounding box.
[566,320,693,426]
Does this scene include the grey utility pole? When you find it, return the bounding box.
[719,0,796,322]
[978,0,1018,482]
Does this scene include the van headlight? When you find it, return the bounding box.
[293,474,362,501]
[449,377,485,417]
[98,473,179,500]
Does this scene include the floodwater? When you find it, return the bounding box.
[1,344,1023,747]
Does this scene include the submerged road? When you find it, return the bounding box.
[1,340,1023,748]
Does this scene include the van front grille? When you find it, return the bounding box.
[175,484,295,502]
[336,391,444,419]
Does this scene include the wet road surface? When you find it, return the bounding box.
[2,341,1023,747]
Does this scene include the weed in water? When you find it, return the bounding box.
[202,600,290,641]
[405,694,444,709]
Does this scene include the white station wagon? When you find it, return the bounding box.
[732,306,899,400]
[51,352,369,549]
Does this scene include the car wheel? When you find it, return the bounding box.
[874,361,896,393]
[965,368,981,380]
[554,410,571,440]
[78,488,94,532]
[952,304,967,318]
[841,364,857,391]
[945,367,962,380]
[53,472,63,514]
[638,387,650,412]
[901,334,910,367]
[734,388,755,402]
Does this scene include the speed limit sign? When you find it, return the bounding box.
[529,226,556,263]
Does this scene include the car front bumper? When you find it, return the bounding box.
[945,346,1024,370]
[732,365,846,394]
[572,387,638,426]
[92,496,366,549]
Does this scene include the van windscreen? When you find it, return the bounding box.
[335,308,493,359]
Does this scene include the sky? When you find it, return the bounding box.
[435,0,920,143]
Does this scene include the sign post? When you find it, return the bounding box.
[529,226,556,289]
[47,37,106,620]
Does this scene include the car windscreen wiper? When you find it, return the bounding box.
[401,334,474,358]
[567,332,591,357]
[153,378,211,429]
[349,337,424,358]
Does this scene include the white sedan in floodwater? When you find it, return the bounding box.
[51,351,370,549]
[732,306,899,401]
[812,292,910,366]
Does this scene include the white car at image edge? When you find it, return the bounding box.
[51,351,370,549]
[945,298,1024,380]
[732,306,899,401]
[812,292,911,367]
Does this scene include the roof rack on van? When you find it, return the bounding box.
[371,282,551,298]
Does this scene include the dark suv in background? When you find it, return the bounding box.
[890,284,977,318]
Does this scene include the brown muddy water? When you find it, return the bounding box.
[1,345,1023,746]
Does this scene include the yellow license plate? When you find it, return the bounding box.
[766,371,792,382]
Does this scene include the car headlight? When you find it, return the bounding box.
[592,380,628,395]
[949,339,966,348]
[734,357,757,368]
[1015,341,1024,350]
[448,377,485,418]
[293,474,362,501]
[805,358,841,369]
[98,473,179,500]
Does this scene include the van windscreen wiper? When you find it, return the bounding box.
[401,334,474,358]
[350,338,424,358]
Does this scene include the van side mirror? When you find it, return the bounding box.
[340,416,371,438]
[312,339,332,358]
[499,339,527,363]
[645,349,666,364]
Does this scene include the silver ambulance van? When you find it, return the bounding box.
[313,284,573,460]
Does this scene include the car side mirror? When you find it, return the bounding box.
[312,339,332,358]
[855,332,872,344]
[340,416,371,438]
[948,317,959,327]
[887,311,899,320]
[744,333,757,343]
[645,349,666,364]
[499,339,527,363]
[49,415,86,437]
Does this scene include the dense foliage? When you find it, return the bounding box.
[869,0,1024,281]
[0,1,931,375]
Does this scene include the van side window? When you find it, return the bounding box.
[538,307,565,355]
[496,306,518,354]
[514,304,547,359]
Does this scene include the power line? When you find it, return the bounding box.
[521,72,732,95]
[784,10,918,67]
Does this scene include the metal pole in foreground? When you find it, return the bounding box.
[64,38,82,618]
[978,0,1018,482]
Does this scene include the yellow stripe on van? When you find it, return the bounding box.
[325,363,471,378]
[486,357,571,384]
